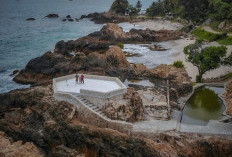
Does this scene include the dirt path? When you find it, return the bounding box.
[202,26,232,37]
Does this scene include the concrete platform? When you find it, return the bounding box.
[56,78,121,94]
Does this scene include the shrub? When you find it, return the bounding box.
[173,61,184,68]
[117,43,124,49]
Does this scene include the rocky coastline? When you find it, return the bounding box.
[1,8,232,156]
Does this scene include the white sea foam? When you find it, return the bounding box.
[118,22,146,32]
[123,43,178,68]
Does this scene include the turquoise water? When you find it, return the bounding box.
[181,86,225,125]
[0,0,154,93]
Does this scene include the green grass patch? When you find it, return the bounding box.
[218,36,232,45]
[222,72,232,81]
[173,61,184,68]
[192,28,232,45]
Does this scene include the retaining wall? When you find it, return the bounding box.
[54,92,133,134]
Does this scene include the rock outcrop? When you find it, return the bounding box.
[102,87,144,122]
[13,46,132,84]
[26,18,36,21]
[0,85,232,157]
[0,131,45,157]
[45,14,59,18]
[223,80,232,115]
[80,12,133,24]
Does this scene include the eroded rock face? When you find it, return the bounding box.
[103,87,144,122]
[0,86,232,157]
[148,64,193,100]
[223,80,232,115]
[0,131,45,157]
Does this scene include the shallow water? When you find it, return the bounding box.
[0,0,154,93]
[181,86,225,125]
[123,43,177,68]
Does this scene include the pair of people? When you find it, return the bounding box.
[76,74,84,84]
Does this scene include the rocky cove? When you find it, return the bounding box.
[1,6,232,157]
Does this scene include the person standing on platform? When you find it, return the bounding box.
[81,74,85,84]
[75,74,79,84]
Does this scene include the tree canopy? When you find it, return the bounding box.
[184,41,227,82]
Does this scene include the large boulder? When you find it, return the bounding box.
[100,23,127,41]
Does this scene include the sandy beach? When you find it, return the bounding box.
[134,19,184,31]
[134,20,232,82]
[172,40,232,81]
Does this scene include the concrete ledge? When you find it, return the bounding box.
[53,74,127,98]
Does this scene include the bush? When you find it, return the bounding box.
[173,61,184,68]
[117,43,124,49]
[196,75,202,83]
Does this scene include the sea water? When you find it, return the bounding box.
[0,0,155,93]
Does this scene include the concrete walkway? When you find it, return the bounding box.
[181,120,232,135]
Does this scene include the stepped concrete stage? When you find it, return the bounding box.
[56,78,121,94]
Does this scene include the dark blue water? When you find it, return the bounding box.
[0,0,154,93]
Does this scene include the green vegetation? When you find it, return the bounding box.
[110,0,142,16]
[146,0,232,23]
[192,28,232,45]
[222,72,232,81]
[184,42,227,82]
[110,0,129,15]
[218,36,232,45]
[173,61,184,68]
[117,43,124,49]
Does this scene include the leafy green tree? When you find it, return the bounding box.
[179,0,209,23]
[136,1,142,10]
[184,42,227,82]
[146,1,165,16]
[110,0,129,15]
[209,0,232,20]
[128,5,139,16]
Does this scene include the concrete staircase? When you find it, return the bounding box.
[74,94,109,120]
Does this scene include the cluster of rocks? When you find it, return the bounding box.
[26,14,80,22]
[79,12,139,24]
[0,85,232,157]
[62,15,79,22]
[102,87,144,122]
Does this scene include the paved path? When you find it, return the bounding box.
[181,120,232,135]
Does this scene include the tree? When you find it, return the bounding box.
[136,1,142,10]
[179,0,209,23]
[184,41,227,82]
[110,0,129,15]
[146,1,165,16]
[209,0,232,20]
[128,5,139,16]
